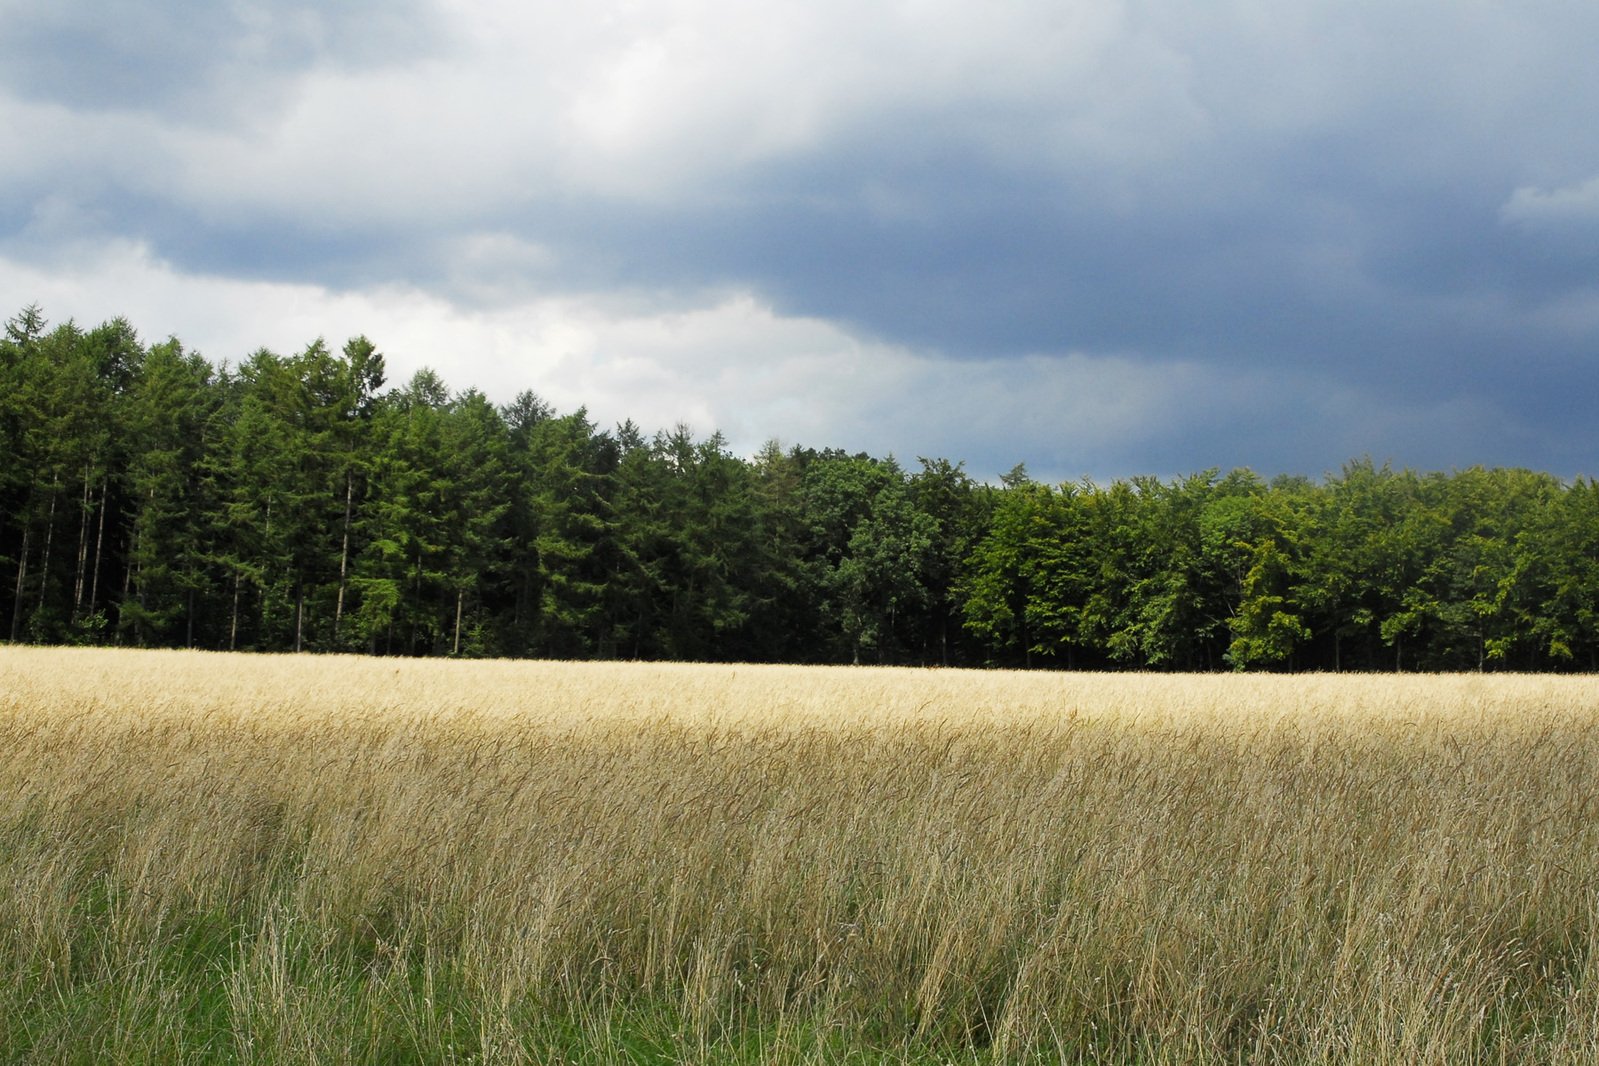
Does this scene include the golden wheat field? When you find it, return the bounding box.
[3,647,1599,1064]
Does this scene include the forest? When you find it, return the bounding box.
[3,304,1596,672]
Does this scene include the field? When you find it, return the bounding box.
[3,649,1599,1064]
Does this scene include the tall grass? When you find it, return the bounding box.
[3,647,1598,1063]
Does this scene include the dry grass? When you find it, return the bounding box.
[3,647,1599,1063]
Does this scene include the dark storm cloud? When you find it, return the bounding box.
[0,0,443,121]
[550,133,1563,394]
[532,58,1599,478]
[6,0,1599,479]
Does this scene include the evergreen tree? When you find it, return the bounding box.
[438,389,512,655]
[505,399,616,657]
[7,303,1599,673]
[119,338,217,646]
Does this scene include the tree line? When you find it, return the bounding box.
[3,305,1596,671]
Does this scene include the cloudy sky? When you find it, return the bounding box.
[4,0,1598,482]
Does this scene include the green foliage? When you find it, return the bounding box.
[800,453,940,663]
[6,303,1599,671]
[508,401,615,657]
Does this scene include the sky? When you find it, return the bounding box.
[3,0,1598,483]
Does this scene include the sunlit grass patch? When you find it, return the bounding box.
[3,647,1599,1063]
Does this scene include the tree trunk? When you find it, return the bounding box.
[411,551,423,655]
[10,526,30,643]
[119,534,134,645]
[133,564,146,645]
[131,489,154,645]
[72,463,91,620]
[453,587,464,656]
[88,475,108,615]
[261,498,272,641]
[230,573,240,651]
[294,586,305,653]
[334,468,353,641]
[36,490,57,618]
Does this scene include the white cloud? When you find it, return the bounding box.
[7,0,1575,243]
[0,0,1221,228]
[0,240,1218,477]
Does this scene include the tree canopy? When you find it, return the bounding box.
[3,306,1595,671]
